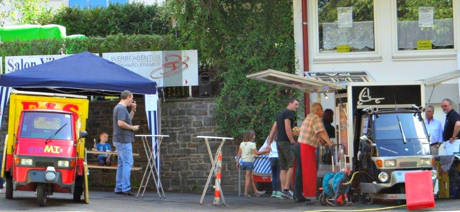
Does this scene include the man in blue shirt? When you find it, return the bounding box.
[425,105,443,155]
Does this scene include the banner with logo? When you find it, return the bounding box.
[5,54,69,73]
[102,50,199,87]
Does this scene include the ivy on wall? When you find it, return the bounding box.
[171,0,300,143]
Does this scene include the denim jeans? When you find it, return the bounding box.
[114,142,133,192]
[270,158,281,192]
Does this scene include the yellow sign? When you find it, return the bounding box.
[44,145,63,154]
[417,40,432,50]
[336,45,351,53]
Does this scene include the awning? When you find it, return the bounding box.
[246,69,345,93]
[419,70,460,87]
[0,51,157,95]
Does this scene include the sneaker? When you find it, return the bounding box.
[274,191,284,199]
[281,190,293,199]
[271,191,277,198]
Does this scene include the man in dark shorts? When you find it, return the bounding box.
[267,98,299,199]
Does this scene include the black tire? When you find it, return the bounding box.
[361,193,374,204]
[5,174,13,199]
[73,176,83,202]
[398,185,406,205]
[37,184,47,207]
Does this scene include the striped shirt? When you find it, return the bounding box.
[298,113,326,147]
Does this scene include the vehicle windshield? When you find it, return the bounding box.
[373,113,430,156]
[19,112,73,140]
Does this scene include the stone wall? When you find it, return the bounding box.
[86,98,239,193]
[160,98,239,193]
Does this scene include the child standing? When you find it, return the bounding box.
[236,130,267,198]
[96,132,113,166]
[260,136,282,199]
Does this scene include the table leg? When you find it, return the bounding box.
[156,137,166,199]
[136,137,150,198]
[200,158,218,205]
[205,138,214,165]
[145,137,162,199]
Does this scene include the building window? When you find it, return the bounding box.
[318,0,375,53]
[397,0,453,51]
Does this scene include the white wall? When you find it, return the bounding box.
[294,0,460,111]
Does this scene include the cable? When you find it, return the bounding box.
[343,171,359,185]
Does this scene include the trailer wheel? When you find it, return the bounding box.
[37,184,47,206]
[73,176,83,202]
[5,174,13,199]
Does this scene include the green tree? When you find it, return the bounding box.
[397,0,452,20]
[318,0,374,22]
[1,0,56,24]
[170,0,298,143]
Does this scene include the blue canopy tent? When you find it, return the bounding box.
[0,51,156,95]
[0,51,162,196]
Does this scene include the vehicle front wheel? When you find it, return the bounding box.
[36,184,47,206]
[5,174,13,199]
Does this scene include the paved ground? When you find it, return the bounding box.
[0,190,459,212]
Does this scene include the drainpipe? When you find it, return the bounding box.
[301,0,310,116]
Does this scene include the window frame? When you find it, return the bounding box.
[309,0,382,64]
[390,0,459,61]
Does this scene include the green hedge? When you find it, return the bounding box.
[0,34,178,56]
[49,3,171,37]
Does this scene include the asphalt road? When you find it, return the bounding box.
[0,190,459,212]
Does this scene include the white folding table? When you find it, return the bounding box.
[135,134,169,199]
[197,136,234,206]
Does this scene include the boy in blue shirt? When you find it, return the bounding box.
[96,132,113,166]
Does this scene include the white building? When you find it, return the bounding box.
[293,0,460,120]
